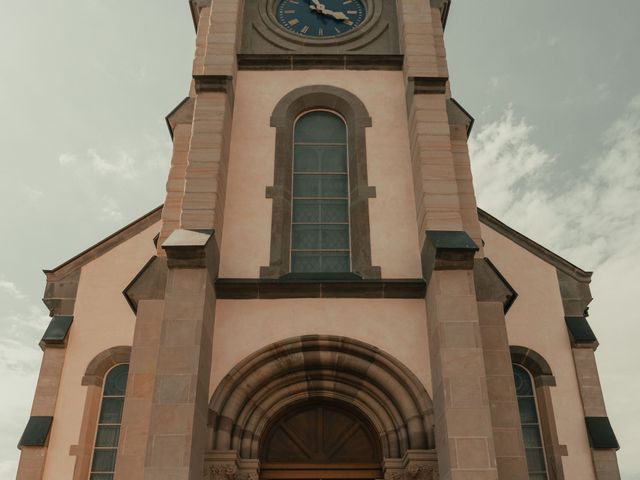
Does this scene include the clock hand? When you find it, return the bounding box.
[309,5,351,22]
[325,9,349,21]
[309,0,325,11]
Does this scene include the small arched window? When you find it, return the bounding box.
[513,364,548,480]
[89,363,129,480]
[291,111,350,273]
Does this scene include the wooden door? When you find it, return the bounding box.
[260,402,382,480]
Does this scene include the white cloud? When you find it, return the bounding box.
[470,95,640,476]
[0,280,26,300]
[89,149,138,180]
[99,196,124,222]
[58,152,77,165]
[596,82,611,101]
[489,76,501,91]
[470,106,555,222]
[470,95,640,269]
[58,148,139,180]
[23,185,44,201]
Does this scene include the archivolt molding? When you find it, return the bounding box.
[209,335,434,459]
[510,345,556,387]
[81,346,131,387]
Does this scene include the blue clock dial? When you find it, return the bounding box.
[276,0,366,38]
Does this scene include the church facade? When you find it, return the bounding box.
[16,1,621,479]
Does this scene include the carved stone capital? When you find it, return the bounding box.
[406,462,439,480]
[204,452,260,480]
[208,464,238,480]
[384,451,439,480]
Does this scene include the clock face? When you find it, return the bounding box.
[276,0,366,38]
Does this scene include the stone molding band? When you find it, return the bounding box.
[238,54,404,71]
[215,277,426,299]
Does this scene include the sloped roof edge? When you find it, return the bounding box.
[478,208,592,283]
[44,206,163,280]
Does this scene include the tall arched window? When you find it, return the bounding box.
[263,85,380,280]
[513,364,548,480]
[89,363,129,480]
[291,111,350,273]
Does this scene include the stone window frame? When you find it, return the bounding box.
[511,346,567,480]
[261,85,380,279]
[70,346,131,480]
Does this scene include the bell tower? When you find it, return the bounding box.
[120,1,529,479]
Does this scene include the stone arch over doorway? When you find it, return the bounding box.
[208,335,435,463]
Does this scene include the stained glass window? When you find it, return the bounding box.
[291,111,350,273]
[89,364,129,480]
[513,364,548,480]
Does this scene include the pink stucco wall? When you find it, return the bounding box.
[42,222,159,479]
[211,299,431,396]
[219,71,422,279]
[482,223,596,479]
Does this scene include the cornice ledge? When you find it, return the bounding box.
[162,229,220,279]
[165,97,195,140]
[39,315,74,351]
[189,0,211,32]
[122,256,168,313]
[408,76,449,95]
[447,98,475,137]
[430,0,452,30]
[194,74,234,95]
[474,258,518,313]
[421,230,479,285]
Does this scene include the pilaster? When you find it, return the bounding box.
[397,0,447,79]
[557,270,621,479]
[408,91,464,234]
[142,230,219,480]
[16,271,79,480]
[114,298,166,479]
[474,260,528,480]
[179,85,234,235]
[422,232,499,480]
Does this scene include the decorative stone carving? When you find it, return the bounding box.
[406,462,439,480]
[387,471,403,480]
[209,464,238,480]
[203,450,260,480]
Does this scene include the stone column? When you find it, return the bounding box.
[474,259,529,480]
[141,230,218,480]
[16,270,79,480]
[114,295,165,479]
[476,303,528,480]
[558,271,621,479]
[422,232,499,480]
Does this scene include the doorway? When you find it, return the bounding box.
[259,401,383,480]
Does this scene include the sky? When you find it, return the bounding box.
[0,0,639,477]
